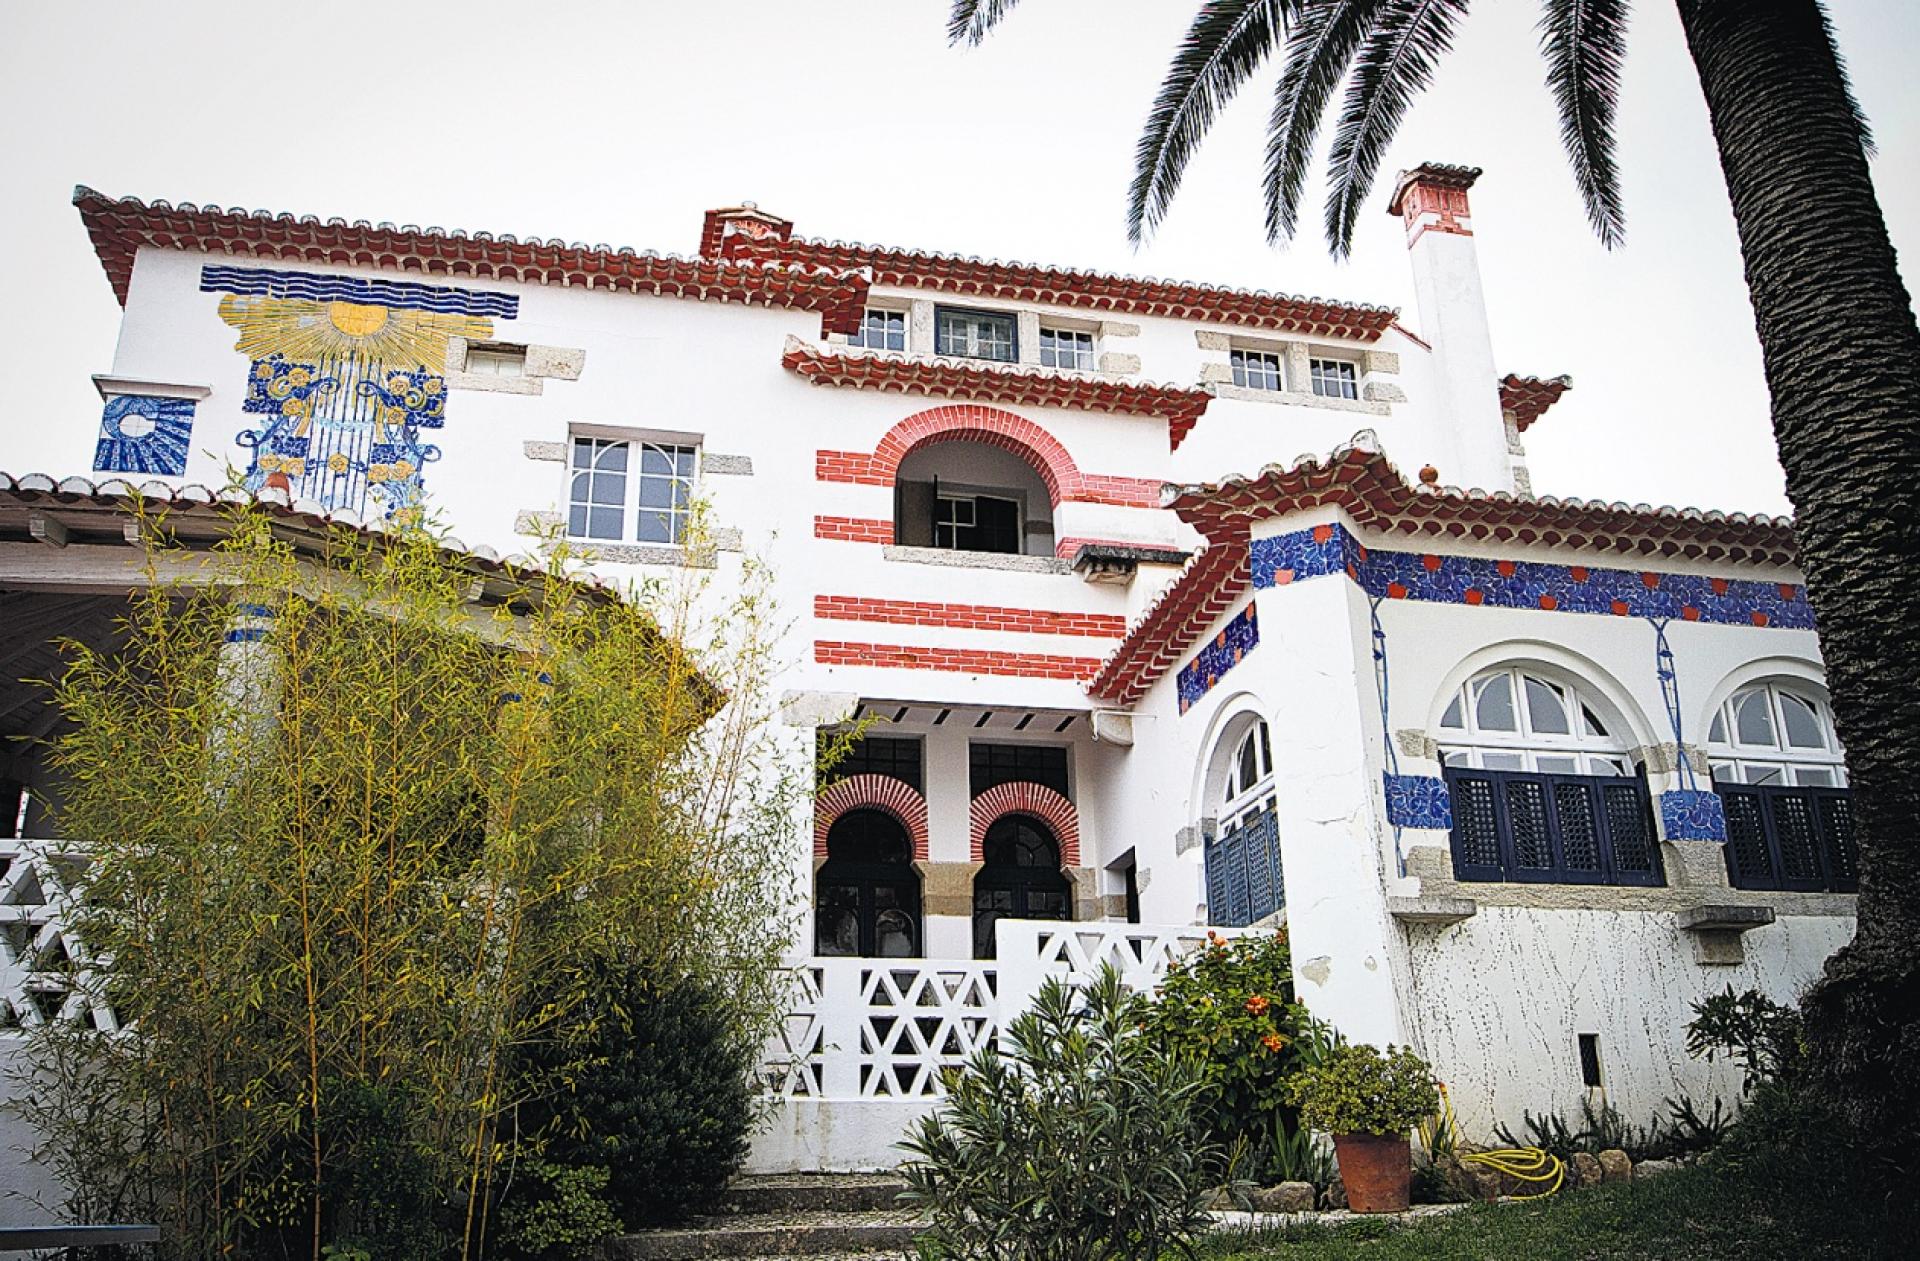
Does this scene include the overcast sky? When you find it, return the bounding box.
[4,1,1914,516]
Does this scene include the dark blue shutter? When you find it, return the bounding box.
[1446,771,1505,882]
[1721,787,1775,888]
[1598,780,1663,887]
[1447,768,1661,887]
[1719,785,1854,893]
[1204,827,1231,922]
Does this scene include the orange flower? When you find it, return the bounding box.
[1261,1032,1286,1053]
[1245,994,1270,1016]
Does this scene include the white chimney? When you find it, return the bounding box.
[1387,164,1513,494]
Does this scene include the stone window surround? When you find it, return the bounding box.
[1196,329,1403,413]
[829,294,1144,376]
[881,544,1075,576]
[443,337,586,396]
[517,426,749,567]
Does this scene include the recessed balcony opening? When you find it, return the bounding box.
[894,441,1055,557]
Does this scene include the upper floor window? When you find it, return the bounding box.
[970,743,1070,798]
[936,307,1018,363]
[464,343,526,377]
[1309,357,1358,400]
[1708,683,1846,787]
[822,733,924,793]
[568,436,696,545]
[1221,720,1275,831]
[935,493,1021,554]
[1439,667,1631,776]
[848,307,906,351]
[1231,348,1283,392]
[1039,327,1095,371]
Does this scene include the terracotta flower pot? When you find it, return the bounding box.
[1332,1131,1411,1213]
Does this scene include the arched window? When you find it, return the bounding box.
[1438,666,1631,776]
[1708,682,1846,787]
[816,809,921,958]
[972,814,1070,959]
[1203,718,1283,927]
[1438,666,1660,887]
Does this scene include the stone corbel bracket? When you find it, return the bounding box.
[1677,903,1776,965]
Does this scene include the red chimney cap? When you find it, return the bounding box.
[1387,164,1483,216]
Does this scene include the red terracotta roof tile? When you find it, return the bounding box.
[1501,373,1572,432]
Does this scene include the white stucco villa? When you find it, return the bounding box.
[0,164,1853,1188]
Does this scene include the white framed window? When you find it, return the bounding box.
[1230,348,1284,392]
[568,436,697,545]
[933,493,1021,554]
[935,307,1018,362]
[1709,682,1846,787]
[1309,357,1358,400]
[1220,720,1276,831]
[1439,667,1631,776]
[848,307,906,351]
[464,343,527,377]
[1039,327,1095,371]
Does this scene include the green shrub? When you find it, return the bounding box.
[1686,985,1803,1092]
[493,1161,623,1261]
[1284,1044,1438,1138]
[900,966,1222,1261]
[1136,928,1308,1175]
[508,958,759,1229]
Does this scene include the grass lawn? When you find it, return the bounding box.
[1194,1155,1904,1260]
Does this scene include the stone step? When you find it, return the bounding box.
[605,1209,923,1260]
[717,1173,910,1214]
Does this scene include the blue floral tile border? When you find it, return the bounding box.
[1177,603,1258,714]
[1249,523,1814,630]
[1385,773,1453,830]
[1659,789,1729,842]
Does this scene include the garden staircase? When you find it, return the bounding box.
[605,1173,923,1259]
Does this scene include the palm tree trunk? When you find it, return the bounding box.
[1675,0,1920,1141]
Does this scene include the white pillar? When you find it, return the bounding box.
[1387,165,1514,495]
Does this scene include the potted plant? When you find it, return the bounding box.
[1284,1043,1439,1212]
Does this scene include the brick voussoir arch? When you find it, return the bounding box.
[874,404,1085,507]
[814,774,930,860]
[969,781,1082,866]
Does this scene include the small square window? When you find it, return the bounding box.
[1231,349,1283,391]
[1039,327,1095,371]
[1310,357,1359,400]
[935,307,1018,363]
[465,343,527,377]
[568,436,697,545]
[849,308,906,351]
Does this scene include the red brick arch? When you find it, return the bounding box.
[877,404,1085,508]
[969,782,1081,866]
[814,774,930,859]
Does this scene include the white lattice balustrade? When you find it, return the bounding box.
[0,839,110,1034]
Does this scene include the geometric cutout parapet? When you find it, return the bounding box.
[1660,789,1729,843]
[201,264,515,522]
[1250,522,1814,630]
[1384,773,1453,830]
[1177,602,1259,715]
[95,394,194,476]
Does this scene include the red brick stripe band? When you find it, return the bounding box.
[814,640,1103,681]
[814,595,1126,638]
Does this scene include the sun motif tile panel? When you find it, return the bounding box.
[94,395,194,476]
[199,264,519,318]
[203,265,511,521]
[1384,774,1453,830]
[1659,789,1729,842]
[1249,523,1813,629]
[1177,603,1258,714]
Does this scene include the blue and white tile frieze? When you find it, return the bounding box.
[1384,774,1453,830]
[1177,603,1259,714]
[1660,790,1729,842]
[94,395,195,476]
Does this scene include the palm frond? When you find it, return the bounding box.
[1127,0,1294,245]
[1816,0,1875,156]
[948,0,1023,47]
[1322,0,1471,257]
[1264,0,1390,244]
[1539,0,1630,248]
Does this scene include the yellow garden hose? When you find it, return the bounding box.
[1421,1082,1566,1200]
